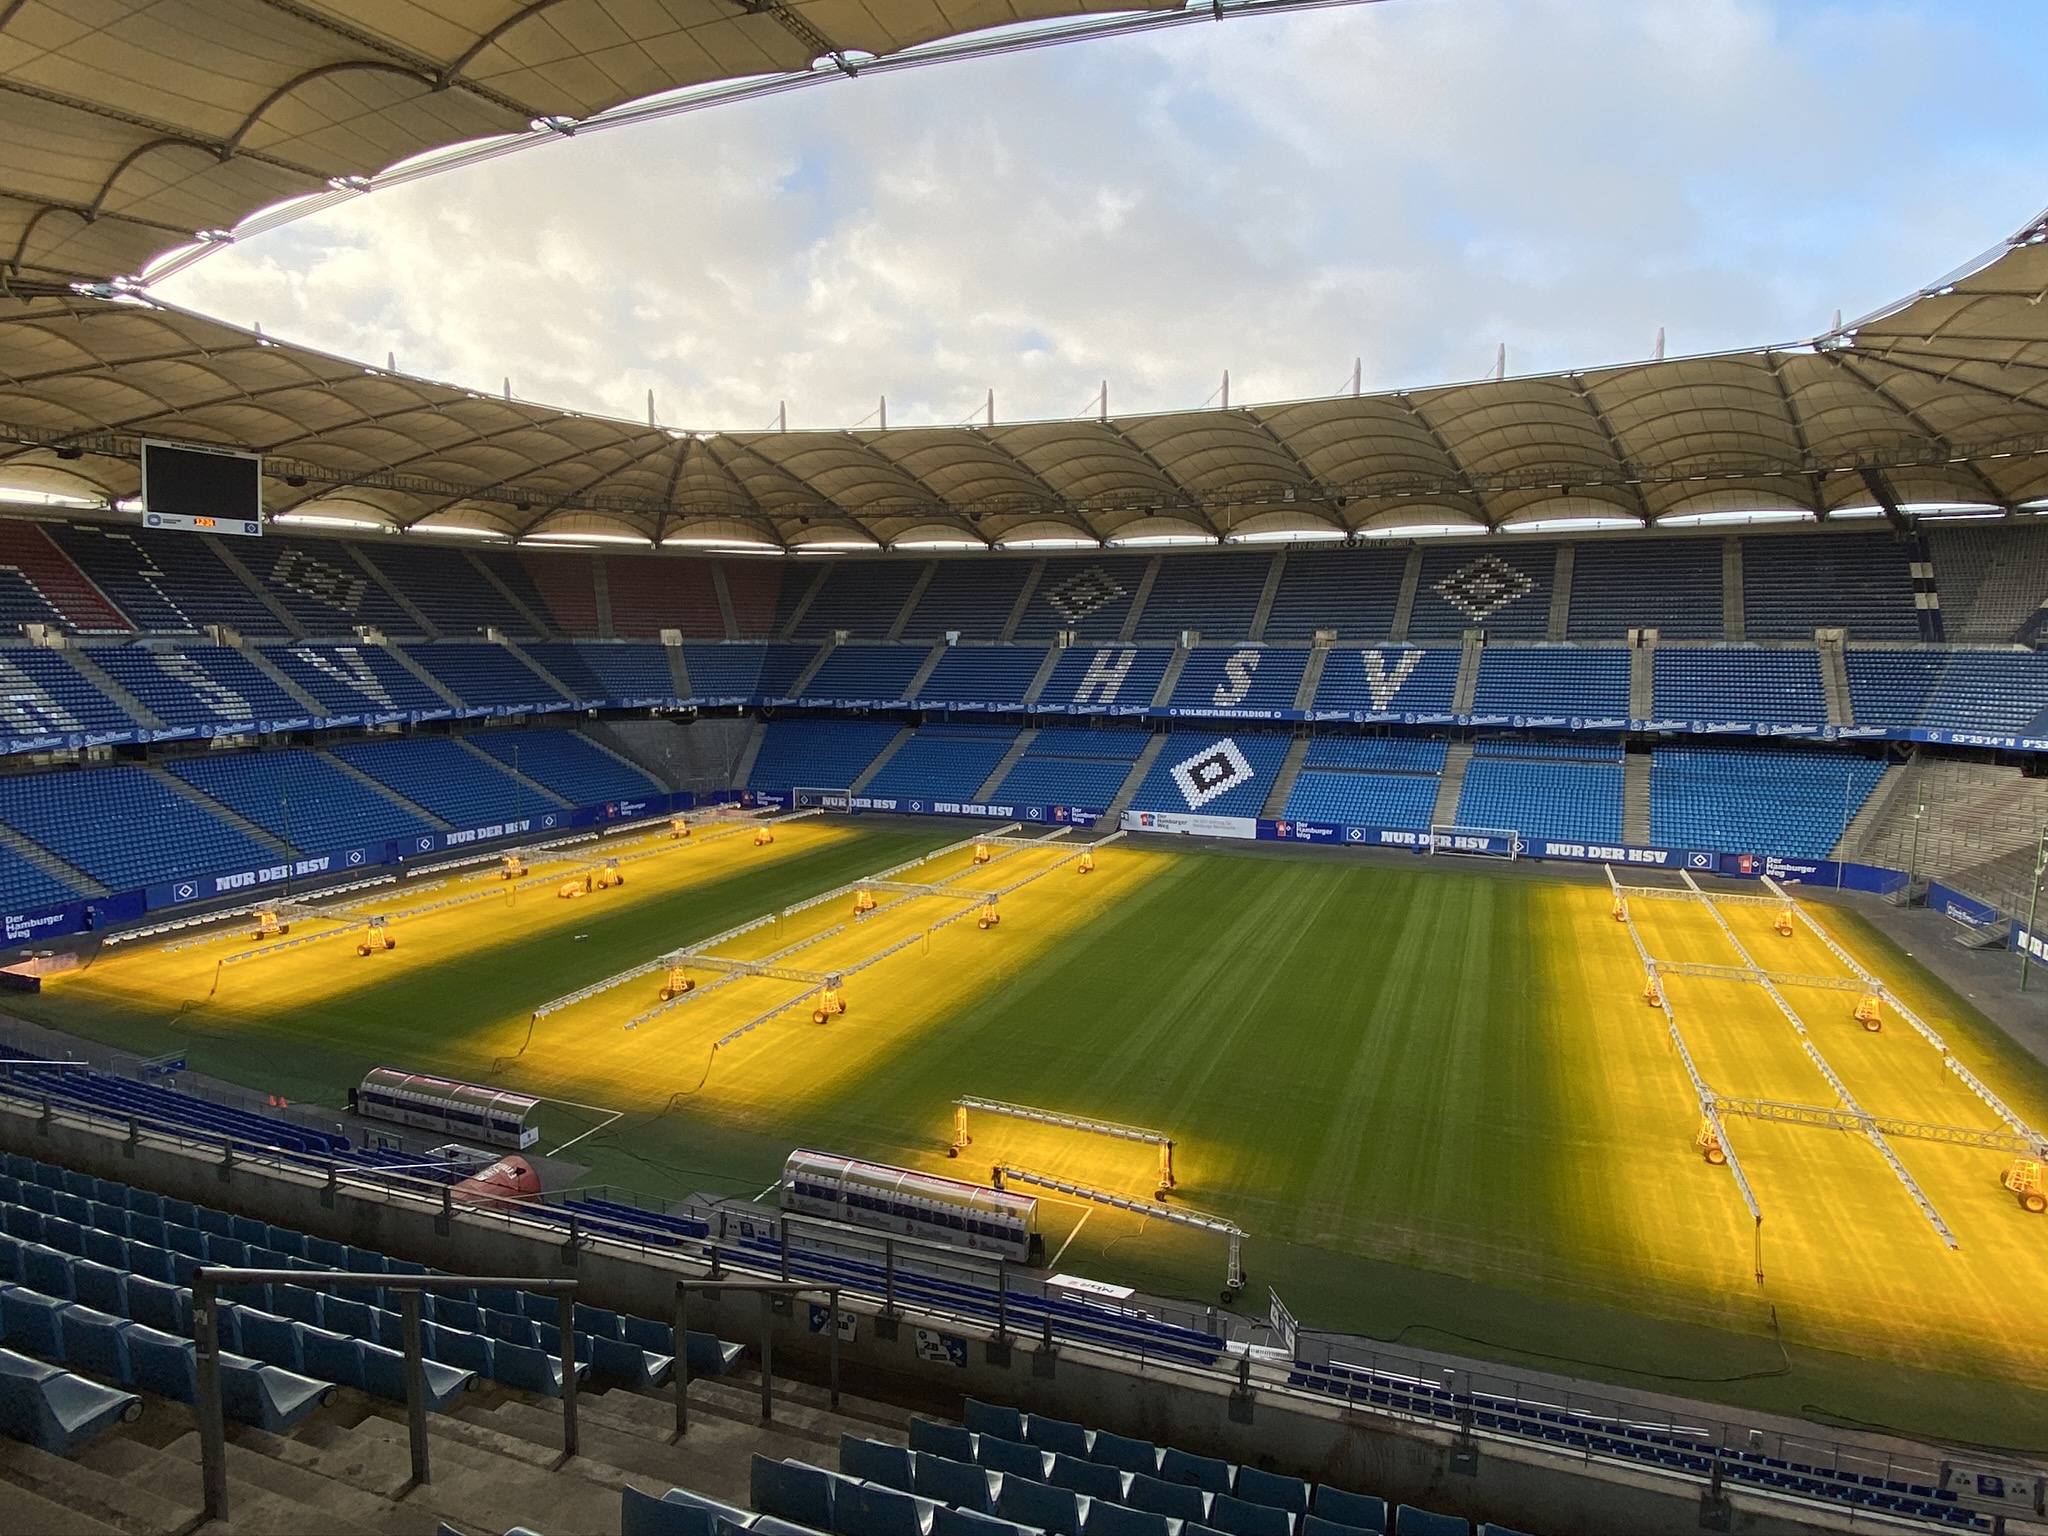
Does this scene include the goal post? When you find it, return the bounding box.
[1426,824,1521,860]
[792,786,857,813]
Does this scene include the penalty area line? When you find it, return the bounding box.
[1048,1207,1092,1271]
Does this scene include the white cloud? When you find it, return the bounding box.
[156,0,2048,433]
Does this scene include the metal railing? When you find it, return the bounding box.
[191,1268,579,1524]
[672,1279,843,1437]
[0,1083,2023,1532]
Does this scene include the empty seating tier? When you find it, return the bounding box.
[861,728,1021,803]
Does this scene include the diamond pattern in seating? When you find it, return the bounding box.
[1434,555,1536,622]
[1045,566,1126,622]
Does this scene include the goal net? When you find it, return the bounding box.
[792,786,857,813]
[1427,824,1521,860]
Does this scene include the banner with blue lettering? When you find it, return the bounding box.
[1927,881,2003,931]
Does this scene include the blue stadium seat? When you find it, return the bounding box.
[1210,1495,1294,1536]
[1454,752,1623,843]
[1137,554,1274,641]
[1263,549,1406,641]
[680,643,767,699]
[1037,647,1171,712]
[978,1434,1048,1482]
[1158,1448,1233,1494]
[623,1485,756,1536]
[1167,648,1308,713]
[1409,547,1552,640]
[1567,540,1722,639]
[863,728,1020,803]
[1026,1413,1091,1457]
[264,642,448,714]
[832,1480,933,1536]
[1653,649,1825,726]
[244,538,417,635]
[1090,1431,1159,1476]
[467,728,661,805]
[917,647,1048,708]
[0,764,277,890]
[1013,557,1155,642]
[749,720,901,793]
[1313,1485,1388,1532]
[1127,732,1291,819]
[167,747,433,849]
[786,562,928,640]
[1084,1502,1172,1536]
[1313,649,1459,714]
[1743,534,1917,640]
[1650,747,1885,857]
[904,1421,975,1464]
[841,1435,916,1491]
[803,646,930,704]
[91,644,306,730]
[1391,1506,1469,1536]
[363,544,537,636]
[996,1475,1083,1536]
[1233,1468,1309,1515]
[753,1454,841,1530]
[401,643,564,708]
[1126,1473,1208,1522]
[48,522,280,635]
[914,1451,994,1512]
[901,563,1034,641]
[1470,648,1629,718]
[0,1346,139,1454]
[331,736,533,827]
[1050,1453,1122,1500]
[528,642,677,703]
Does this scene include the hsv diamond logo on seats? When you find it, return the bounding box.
[1434,554,1535,621]
[1045,565,1125,622]
[1170,737,1256,809]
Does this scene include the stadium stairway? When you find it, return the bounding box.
[0,826,101,900]
[496,639,583,703]
[142,766,291,857]
[1101,737,1167,825]
[974,731,1039,802]
[848,729,915,797]
[454,738,574,811]
[58,649,161,731]
[1260,738,1312,819]
[229,639,328,716]
[1621,753,1651,845]
[381,643,467,709]
[1429,745,1471,826]
[317,749,459,832]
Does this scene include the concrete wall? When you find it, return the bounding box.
[0,1101,1848,1536]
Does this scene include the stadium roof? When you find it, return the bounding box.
[2,0,2047,550]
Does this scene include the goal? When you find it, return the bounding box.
[1427,824,1521,860]
[792,786,857,813]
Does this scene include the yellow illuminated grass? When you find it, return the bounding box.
[509,839,1166,1118]
[44,817,855,1034]
[1595,889,2048,1384]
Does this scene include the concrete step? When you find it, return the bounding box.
[0,1436,197,1535]
[350,1407,632,1536]
[164,1425,439,1535]
[262,1411,419,1499]
[0,1473,128,1535]
[80,1433,372,1536]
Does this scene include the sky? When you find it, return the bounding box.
[155,0,2048,435]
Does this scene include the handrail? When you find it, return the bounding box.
[190,1267,579,1523]
[0,1086,2010,1528]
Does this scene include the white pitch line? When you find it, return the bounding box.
[1048,1207,1093,1271]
